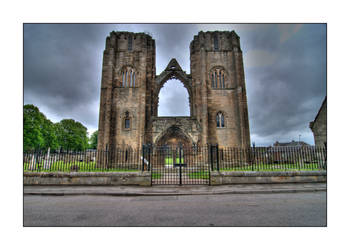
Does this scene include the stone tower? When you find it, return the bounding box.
[97,31,155,151]
[97,30,250,151]
[190,31,250,148]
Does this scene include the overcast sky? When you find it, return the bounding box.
[24,24,326,146]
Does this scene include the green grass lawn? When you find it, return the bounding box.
[187,171,210,179]
[164,157,184,165]
[152,172,162,179]
[24,160,325,173]
[221,163,325,171]
[23,161,139,172]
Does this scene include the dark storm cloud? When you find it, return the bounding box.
[24,24,117,129]
[150,24,195,73]
[244,24,326,145]
[24,24,326,145]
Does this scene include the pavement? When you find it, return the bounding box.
[24,183,326,196]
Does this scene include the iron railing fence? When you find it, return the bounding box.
[210,145,327,171]
[23,145,327,172]
[23,148,143,172]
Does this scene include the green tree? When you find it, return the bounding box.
[23,104,58,151]
[42,118,59,150]
[56,119,89,151]
[89,130,98,149]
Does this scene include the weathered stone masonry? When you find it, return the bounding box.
[97,30,251,151]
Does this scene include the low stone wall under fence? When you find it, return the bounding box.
[23,172,151,186]
[24,170,326,186]
[210,170,327,185]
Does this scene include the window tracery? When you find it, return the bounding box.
[216,112,225,128]
[210,68,227,89]
[121,67,137,87]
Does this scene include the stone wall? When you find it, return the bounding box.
[211,171,327,185]
[24,172,151,186]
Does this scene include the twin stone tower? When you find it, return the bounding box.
[97,30,251,151]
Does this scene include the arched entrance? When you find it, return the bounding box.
[150,124,209,185]
[155,125,192,149]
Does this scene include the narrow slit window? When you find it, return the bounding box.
[122,72,125,87]
[132,72,135,87]
[128,36,132,51]
[124,111,130,129]
[214,34,219,51]
[219,71,222,88]
[125,118,130,129]
[125,71,128,87]
[211,73,214,88]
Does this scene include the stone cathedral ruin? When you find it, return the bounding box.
[97,30,251,151]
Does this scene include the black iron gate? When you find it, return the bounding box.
[143,145,210,185]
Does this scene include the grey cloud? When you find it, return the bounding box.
[245,24,326,145]
[24,24,116,128]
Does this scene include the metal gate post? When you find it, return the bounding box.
[147,145,151,171]
[179,146,182,185]
[210,144,214,171]
[142,145,145,171]
[216,144,220,171]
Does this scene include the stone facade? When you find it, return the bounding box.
[97,30,251,151]
[310,97,327,147]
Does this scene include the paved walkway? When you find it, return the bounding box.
[24,183,326,196]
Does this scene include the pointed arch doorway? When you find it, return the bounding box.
[149,126,209,185]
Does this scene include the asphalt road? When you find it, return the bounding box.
[23,191,326,227]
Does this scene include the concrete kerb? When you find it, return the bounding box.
[23,183,327,196]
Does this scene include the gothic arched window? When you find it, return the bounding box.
[129,71,132,87]
[214,72,217,88]
[121,67,137,88]
[222,74,225,88]
[216,112,225,128]
[211,73,214,88]
[210,68,227,89]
